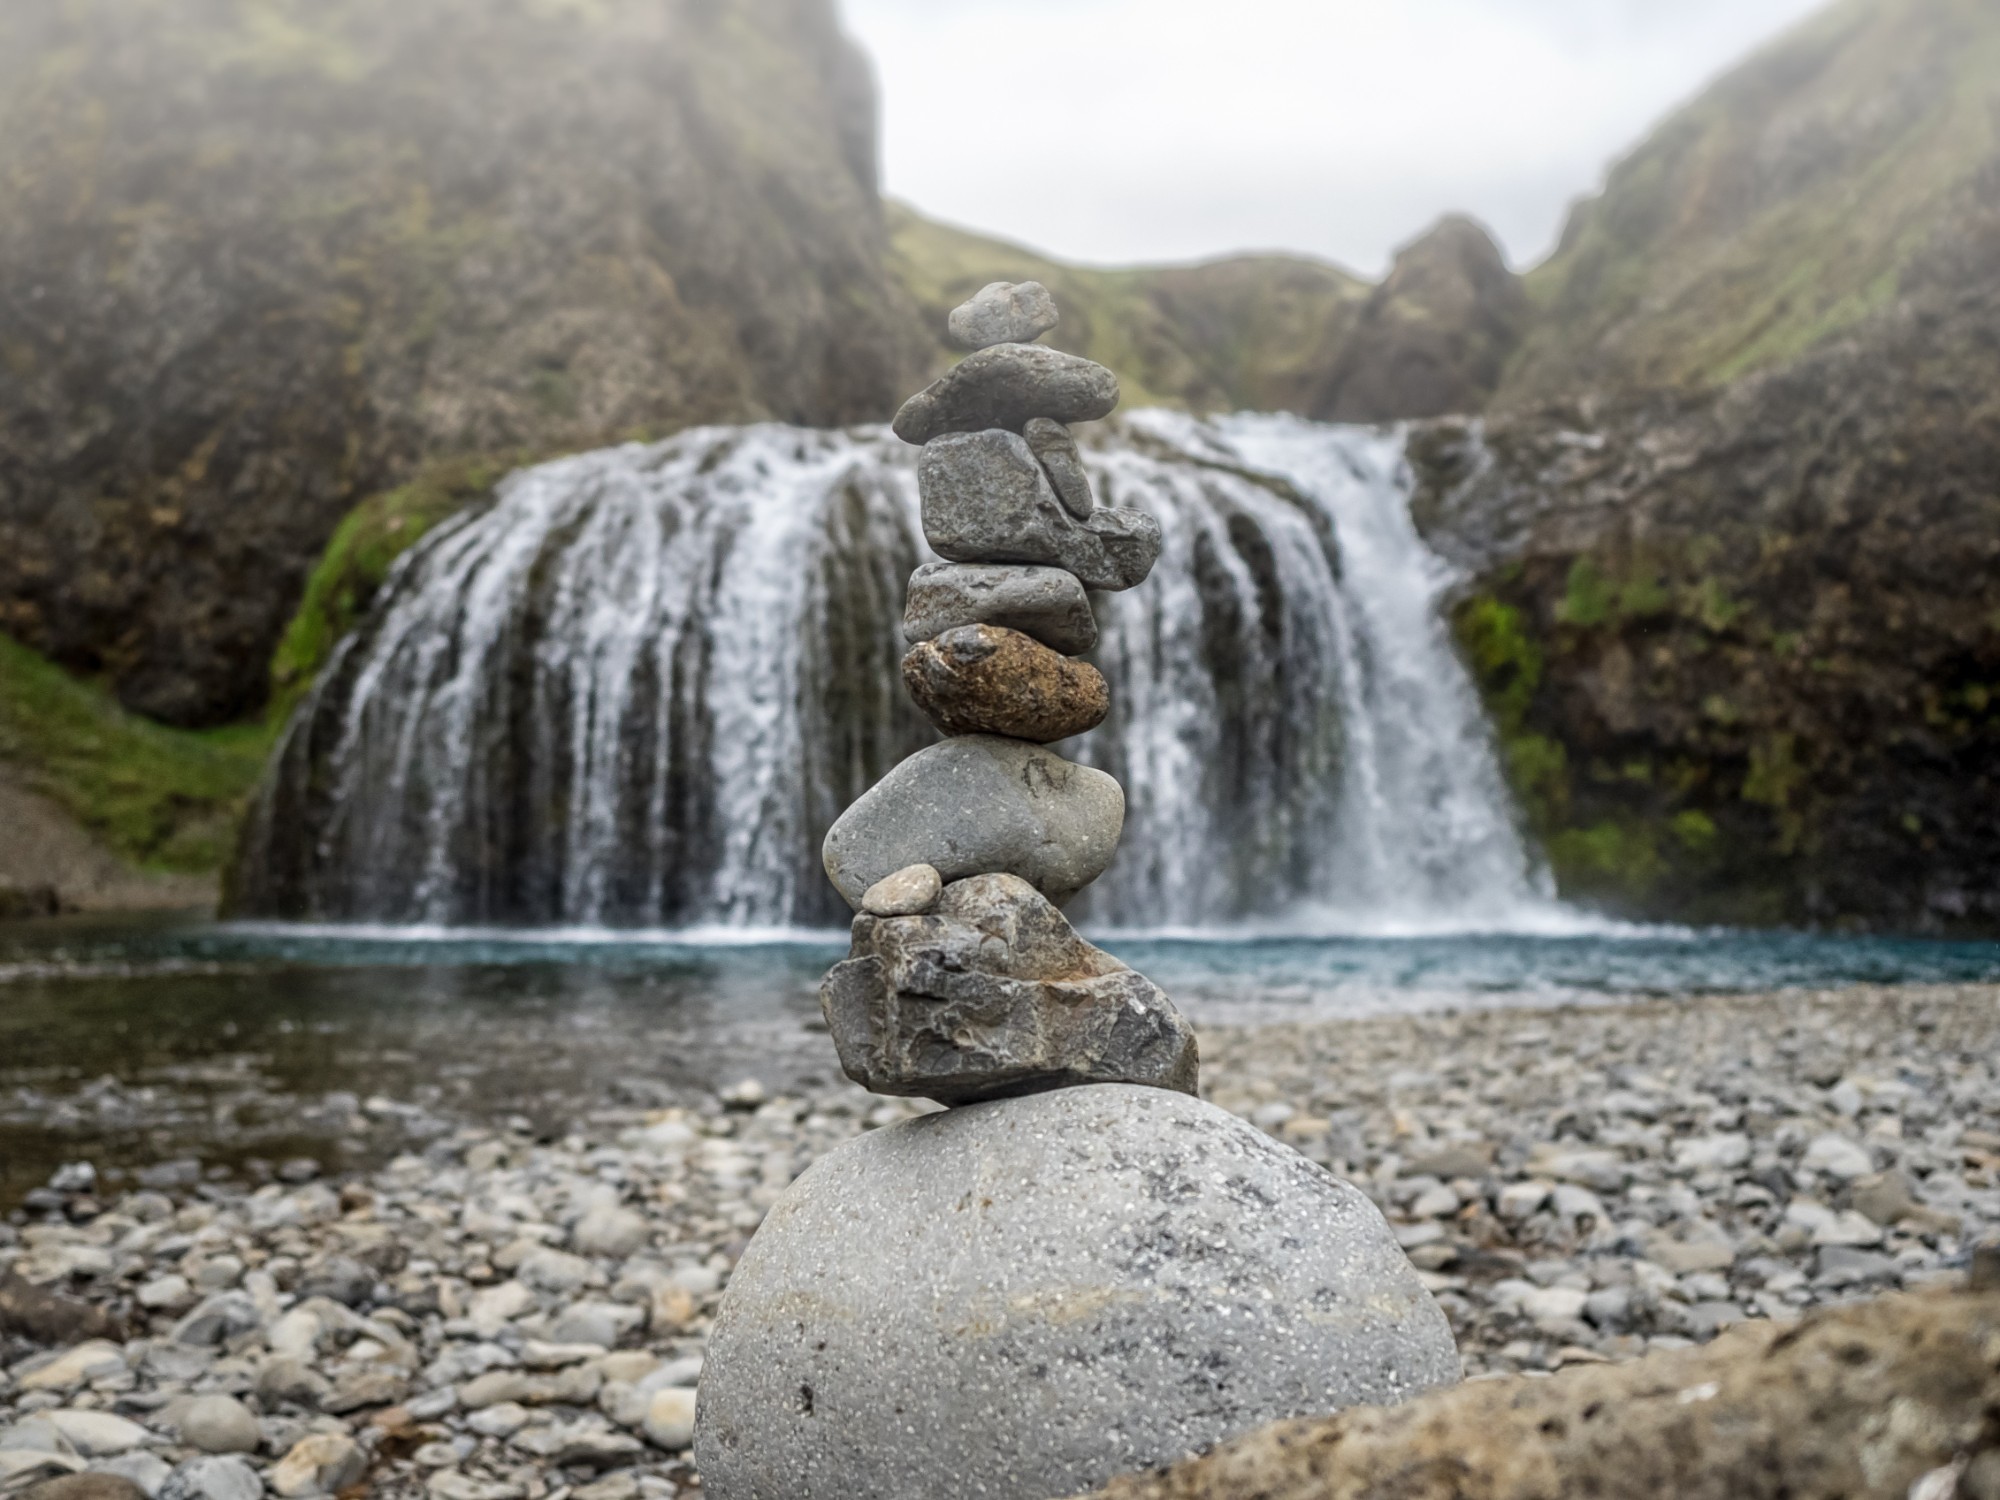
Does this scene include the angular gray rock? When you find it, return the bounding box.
[694,1085,1460,1500]
[821,874,1198,1105]
[1025,417,1095,518]
[947,281,1060,352]
[893,344,1119,445]
[821,736,1123,910]
[920,430,1160,592]
[902,563,1098,655]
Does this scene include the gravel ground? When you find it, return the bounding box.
[2,983,1996,1499]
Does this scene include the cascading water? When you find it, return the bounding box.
[232,413,1574,934]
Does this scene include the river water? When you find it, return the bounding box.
[5,913,1997,1210]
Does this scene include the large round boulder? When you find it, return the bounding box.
[693,1084,1459,1500]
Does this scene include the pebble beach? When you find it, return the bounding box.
[3,982,1996,1499]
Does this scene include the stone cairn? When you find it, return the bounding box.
[694,285,1460,1500]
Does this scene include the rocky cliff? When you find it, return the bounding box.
[0,0,929,727]
[1413,158,2000,931]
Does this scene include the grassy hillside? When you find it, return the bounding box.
[1500,0,2000,403]
[0,636,271,874]
[889,204,1371,414]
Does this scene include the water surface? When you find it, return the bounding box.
[3,915,1996,1209]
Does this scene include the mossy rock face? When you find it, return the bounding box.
[1409,183,2000,933]
[1499,0,2000,405]
[0,0,931,728]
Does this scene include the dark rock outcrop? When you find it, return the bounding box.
[1410,166,2000,932]
[1314,216,1529,422]
[0,0,930,726]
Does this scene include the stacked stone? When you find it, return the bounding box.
[818,280,1199,1107]
[694,287,1458,1500]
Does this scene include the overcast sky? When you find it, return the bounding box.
[841,0,1829,275]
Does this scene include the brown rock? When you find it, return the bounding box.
[902,625,1109,743]
[0,1271,126,1346]
[1077,1288,2000,1500]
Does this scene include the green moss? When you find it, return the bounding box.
[1671,809,1720,855]
[1688,577,1746,632]
[1454,595,1543,731]
[1743,732,1809,853]
[1559,558,1613,627]
[0,636,272,872]
[1547,819,1666,898]
[268,453,511,722]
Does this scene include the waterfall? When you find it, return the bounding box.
[232,414,1570,934]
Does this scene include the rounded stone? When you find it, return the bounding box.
[693,1085,1460,1500]
[860,864,942,917]
[821,736,1124,911]
[176,1396,258,1455]
[902,625,1109,743]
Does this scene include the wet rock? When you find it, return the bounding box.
[902,625,1110,743]
[919,430,1161,591]
[695,1084,1458,1500]
[893,344,1118,445]
[1025,417,1095,518]
[176,1397,258,1456]
[821,874,1199,1105]
[947,281,1060,352]
[822,736,1124,910]
[902,563,1098,655]
[860,865,942,918]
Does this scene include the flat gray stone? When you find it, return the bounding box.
[821,736,1122,910]
[1024,417,1094,518]
[903,563,1098,655]
[920,430,1160,591]
[694,1085,1460,1500]
[822,874,1198,1105]
[947,281,1060,352]
[893,345,1119,446]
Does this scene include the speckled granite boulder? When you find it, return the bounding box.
[693,1085,1459,1500]
[820,874,1197,1104]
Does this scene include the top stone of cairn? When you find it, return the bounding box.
[948,280,1060,352]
